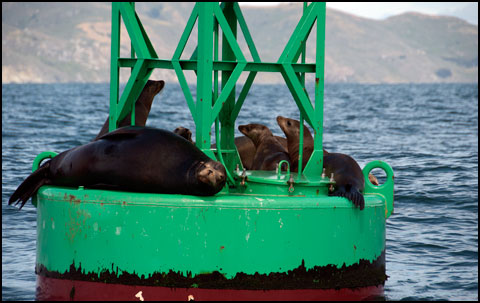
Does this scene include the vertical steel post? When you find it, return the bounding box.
[303,2,326,177]
[109,3,120,132]
[109,2,156,133]
[129,2,136,126]
[219,2,239,174]
[196,3,215,157]
[214,14,236,186]
[297,2,308,177]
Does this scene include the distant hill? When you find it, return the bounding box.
[2,2,477,84]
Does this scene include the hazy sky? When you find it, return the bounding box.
[239,2,478,25]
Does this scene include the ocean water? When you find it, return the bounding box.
[2,82,478,301]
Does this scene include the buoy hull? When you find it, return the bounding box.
[35,186,388,301]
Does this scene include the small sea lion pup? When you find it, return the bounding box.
[93,80,165,140]
[277,116,370,210]
[238,123,290,171]
[9,126,226,210]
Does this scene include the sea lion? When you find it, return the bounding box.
[238,123,290,171]
[233,135,287,170]
[93,80,165,140]
[276,116,366,209]
[9,126,226,209]
[276,116,316,173]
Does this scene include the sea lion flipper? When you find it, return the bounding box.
[329,185,365,210]
[353,189,365,210]
[8,162,51,210]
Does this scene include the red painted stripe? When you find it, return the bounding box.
[37,275,384,301]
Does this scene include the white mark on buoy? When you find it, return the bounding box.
[51,220,55,230]
[246,233,250,242]
[188,294,195,301]
[135,290,144,301]
[93,222,98,231]
[115,226,121,235]
[279,218,284,229]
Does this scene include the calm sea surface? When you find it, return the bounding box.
[2,83,478,301]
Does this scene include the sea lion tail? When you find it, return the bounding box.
[8,162,51,210]
[330,184,365,210]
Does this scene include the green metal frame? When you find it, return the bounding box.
[109,2,326,183]
[107,2,395,214]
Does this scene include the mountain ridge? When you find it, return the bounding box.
[2,3,477,84]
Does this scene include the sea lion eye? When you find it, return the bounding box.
[287,121,292,126]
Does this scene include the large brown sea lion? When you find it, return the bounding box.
[277,116,368,209]
[94,80,165,140]
[9,126,226,209]
[238,123,290,171]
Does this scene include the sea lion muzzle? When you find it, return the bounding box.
[197,160,226,188]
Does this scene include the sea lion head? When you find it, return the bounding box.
[276,116,302,139]
[277,116,314,144]
[238,123,272,146]
[196,160,227,193]
[173,126,193,143]
[144,80,165,95]
[134,80,165,115]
